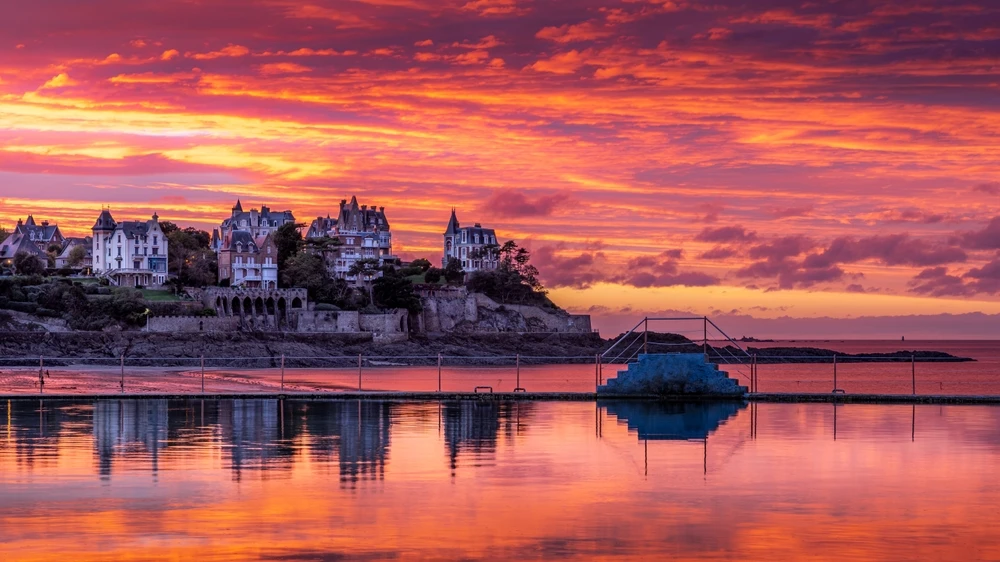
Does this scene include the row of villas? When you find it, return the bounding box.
[1,199,502,289]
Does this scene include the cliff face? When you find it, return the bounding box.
[416,287,592,334]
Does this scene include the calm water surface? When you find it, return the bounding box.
[2,399,1000,560]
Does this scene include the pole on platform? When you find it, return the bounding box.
[437,353,442,392]
[643,318,648,355]
[281,354,286,391]
[595,354,600,391]
[39,356,44,394]
[703,317,708,360]
[120,354,125,394]
[201,355,205,392]
[911,354,916,395]
[358,353,363,391]
[752,353,757,393]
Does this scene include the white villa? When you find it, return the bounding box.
[91,209,169,287]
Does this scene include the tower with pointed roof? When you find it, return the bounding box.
[216,199,293,288]
[91,208,168,287]
[442,211,498,272]
[304,196,394,284]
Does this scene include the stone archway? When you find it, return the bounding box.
[277,297,287,327]
[232,297,241,316]
[291,297,302,309]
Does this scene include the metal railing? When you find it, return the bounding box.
[600,316,754,385]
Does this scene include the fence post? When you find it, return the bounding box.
[911,355,915,395]
[752,353,757,393]
[516,354,520,390]
[120,354,125,394]
[358,353,362,391]
[437,353,442,393]
[281,354,286,391]
[201,355,205,392]
[833,354,837,392]
[39,356,44,394]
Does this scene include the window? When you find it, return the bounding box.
[474,234,480,244]
[117,234,121,243]
[462,231,467,243]
[152,248,158,256]
[153,236,158,245]
[117,247,121,257]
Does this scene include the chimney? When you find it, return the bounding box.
[361,205,368,211]
[379,206,385,212]
[340,199,347,206]
[41,221,49,227]
[474,223,481,227]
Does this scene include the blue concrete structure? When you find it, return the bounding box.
[599,353,748,396]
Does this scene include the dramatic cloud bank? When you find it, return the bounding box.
[1,0,999,334]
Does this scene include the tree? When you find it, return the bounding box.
[373,271,422,314]
[410,258,432,272]
[0,227,8,244]
[348,258,381,305]
[67,245,88,268]
[166,227,216,288]
[274,222,304,274]
[443,257,464,284]
[466,241,550,307]
[46,243,62,268]
[159,221,180,236]
[498,241,542,291]
[423,267,442,284]
[282,252,331,299]
[13,252,45,276]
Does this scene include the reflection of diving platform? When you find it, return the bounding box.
[600,401,744,441]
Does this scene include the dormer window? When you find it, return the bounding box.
[236,243,243,253]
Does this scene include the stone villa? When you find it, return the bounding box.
[0,215,65,268]
[306,196,395,283]
[214,200,294,289]
[442,210,498,272]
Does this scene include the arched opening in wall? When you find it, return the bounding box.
[216,297,221,310]
[266,298,275,316]
[400,315,406,333]
[255,297,265,316]
[291,297,303,309]
[277,297,287,327]
[232,297,241,316]
[244,297,253,317]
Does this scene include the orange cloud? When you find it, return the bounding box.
[188,44,250,60]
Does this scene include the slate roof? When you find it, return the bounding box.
[221,200,295,230]
[93,209,117,231]
[14,215,62,244]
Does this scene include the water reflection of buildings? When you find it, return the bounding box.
[91,399,395,486]
[443,401,535,474]
[304,401,392,487]
[93,400,169,479]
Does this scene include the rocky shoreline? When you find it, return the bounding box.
[0,331,972,367]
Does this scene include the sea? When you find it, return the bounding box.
[2,398,1000,560]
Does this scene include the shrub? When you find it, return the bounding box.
[424,268,442,284]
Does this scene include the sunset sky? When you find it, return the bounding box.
[2,0,999,336]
